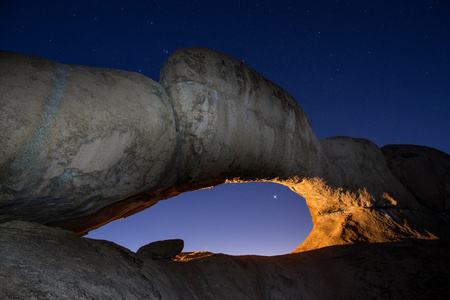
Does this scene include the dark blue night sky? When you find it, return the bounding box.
[1,0,449,255]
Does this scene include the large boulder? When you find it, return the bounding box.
[137,239,184,260]
[0,50,177,233]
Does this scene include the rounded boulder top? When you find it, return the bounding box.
[137,239,184,260]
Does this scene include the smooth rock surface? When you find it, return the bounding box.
[1,221,449,299]
[137,239,184,259]
[0,50,177,231]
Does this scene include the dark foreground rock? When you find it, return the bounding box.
[1,221,449,299]
[137,239,184,260]
[382,145,450,214]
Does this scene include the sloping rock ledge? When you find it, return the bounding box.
[1,221,449,299]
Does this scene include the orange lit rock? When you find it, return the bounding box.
[172,250,215,262]
[290,137,443,252]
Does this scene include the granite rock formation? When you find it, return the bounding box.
[137,239,184,260]
[291,137,448,252]
[0,50,177,233]
[1,48,449,298]
[159,47,325,183]
[382,145,450,214]
[1,48,445,246]
[1,221,448,299]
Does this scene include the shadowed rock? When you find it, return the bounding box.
[382,145,450,214]
[160,47,326,182]
[1,221,448,299]
[137,239,184,260]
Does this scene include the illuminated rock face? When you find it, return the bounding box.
[290,137,446,252]
[0,48,449,250]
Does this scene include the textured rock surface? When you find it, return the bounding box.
[137,239,184,259]
[0,50,177,233]
[1,48,449,251]
[1,221,449,299]
[290,137,439,252]
[382,145,450,214]
[0,48,328,236]
[160,47,326,183]
[172,250,215,262]
[1,47,450,299]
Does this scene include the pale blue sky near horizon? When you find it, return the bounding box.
[1,0,449,255]
[86,182,312,255]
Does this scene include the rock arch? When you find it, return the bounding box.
[0,48,448,252]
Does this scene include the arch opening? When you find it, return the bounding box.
[85,182,312,256]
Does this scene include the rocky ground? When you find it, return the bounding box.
[1,221,449,299]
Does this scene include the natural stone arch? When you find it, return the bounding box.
[0,48,447,253]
